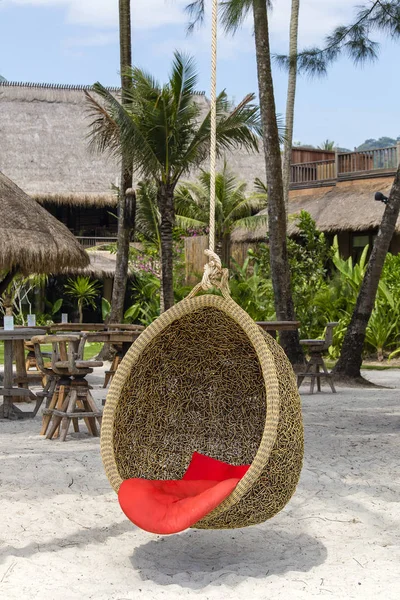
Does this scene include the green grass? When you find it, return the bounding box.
[0,342,103,365]
[326,360,400,371]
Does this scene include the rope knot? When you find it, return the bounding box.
[200,250,229,294]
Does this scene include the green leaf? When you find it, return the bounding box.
[124,304,141,321]
[101,298,111,321]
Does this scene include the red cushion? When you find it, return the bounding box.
[118,453,251,535]
[118,477,239,534]
[183,451,250,481]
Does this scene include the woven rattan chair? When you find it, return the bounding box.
[101,276,304,532]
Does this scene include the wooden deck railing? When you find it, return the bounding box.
[76,236,117,248]
[338,146,398,174]
[290,143,400,186]
[291,160,336,184]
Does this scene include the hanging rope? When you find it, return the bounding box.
[193,0,228,297]
[208,0,218,255]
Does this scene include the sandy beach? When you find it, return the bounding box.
[0,366,399,600]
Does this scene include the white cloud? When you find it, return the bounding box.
[4,0,366,54]
[64,32,118,48]
[5,0,188,29]
[269,0,359,48]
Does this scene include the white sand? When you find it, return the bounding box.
[0,366,399,600]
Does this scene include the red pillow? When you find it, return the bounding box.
[182,451,250,481]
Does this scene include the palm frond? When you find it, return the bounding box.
[220,0,253,33]
[176,215,207,230]
[135,181,161,247]
[233,214,268,230]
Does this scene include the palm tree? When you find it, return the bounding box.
[85,51,261,311]
[65,276,101,323]
[318,139,335,151]
[108,0,135,326]
[175,164,267,267]
[282,0,301,219]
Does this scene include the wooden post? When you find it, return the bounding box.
[14,340,29,390]
[334,147,339,179]
[2,340,14,418]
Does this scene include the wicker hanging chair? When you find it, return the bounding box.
[101,264,304,532]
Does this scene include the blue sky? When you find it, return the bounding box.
[0,0,398,149]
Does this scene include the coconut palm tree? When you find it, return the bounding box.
[175,164,267,267]
[109,0,135,326]
[282,0,301,219]
[85,51,261,310]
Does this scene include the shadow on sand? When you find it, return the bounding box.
[131,526,327,589]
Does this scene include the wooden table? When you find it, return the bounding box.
[50,323,107,333]
[85,329,144,356]
[256,321,301,339]
[0,328,46,419]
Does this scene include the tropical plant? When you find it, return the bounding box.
[86,51,261,312]
[229,257,275,321]
[0,273,48,323]
[365,306,399,361]
[64,276,101,323]
[175,164,267,266]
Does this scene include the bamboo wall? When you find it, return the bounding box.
[184,236,256,283]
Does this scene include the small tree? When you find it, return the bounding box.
[65,276,101,323]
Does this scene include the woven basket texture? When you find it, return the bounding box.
[101,295,303,529]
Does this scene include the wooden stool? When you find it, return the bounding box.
[46,377,102,441]
[103,346,123,388]
[32,334,103,440]
[297,322,338,394]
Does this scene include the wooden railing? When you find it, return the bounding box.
[76,236,117,248]
[291,160,336,184]
[338,146,398,174]
[290,144,399,186]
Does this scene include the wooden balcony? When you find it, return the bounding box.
[290,144,400,189]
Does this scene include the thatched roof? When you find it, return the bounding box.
[231,176,396,243]
[0,82,264,205]
[0,171,89,273]
[82,250,134,278]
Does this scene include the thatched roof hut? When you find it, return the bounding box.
[0,82,265,205]
[231,176,396,243]
[0,171,89,274]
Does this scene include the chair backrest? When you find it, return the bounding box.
[32,334,82,376]
[323,322,339,350]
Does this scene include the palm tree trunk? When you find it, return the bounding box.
[108,0,135,325]
[333,167,400,380]
[158,184,175,311]
[252,0,304,366]
[282,0,300,219]
[221,233,231,268]
[78,300,83,324]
